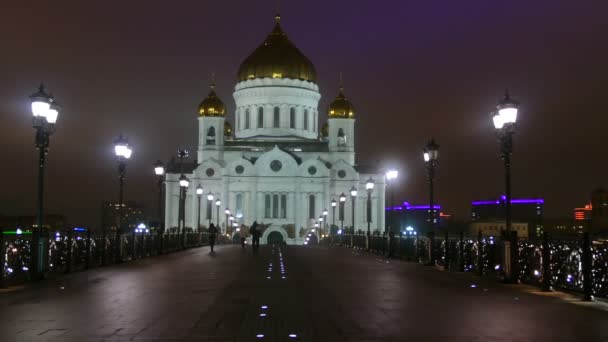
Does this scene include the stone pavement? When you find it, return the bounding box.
[1,244,608,341]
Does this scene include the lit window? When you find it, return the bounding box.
[272,72,282,78]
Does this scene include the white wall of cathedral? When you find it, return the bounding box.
[165,151,386,242]
[233,78,321,140]
[197,116,225,162]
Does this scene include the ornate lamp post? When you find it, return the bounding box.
[331,199,337,230]
[113,134,132,262]
[322,209,328,238]
[365,177,375,251]
[339,193,346,233]
[225,208,231,235]
[215,199,221,229]
[178,175,189,248]
[385,169,398,257]
[29,84,60,279]
[177,149,188,173]
[206,193,214,225]
[492,90,520,283]
[350,186,358,246]
[423,139,440,265]
[196,185,203,231]
[154,160,165,254]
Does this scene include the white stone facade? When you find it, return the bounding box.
[165,78,385,245]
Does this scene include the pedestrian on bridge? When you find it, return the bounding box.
[239,224,248,249]
[250,221,260,251]
[208,223,218,252]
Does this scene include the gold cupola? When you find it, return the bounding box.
[197,81,225,117]
[224,121,233,137]
[328,85,355,119]
[238,15,317,82]
[320,122,329,138]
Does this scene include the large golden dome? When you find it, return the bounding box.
[238,15,316,82]
[198,83,225,117]
[328,87,355,119]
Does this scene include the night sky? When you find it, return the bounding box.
[1,0,607,229]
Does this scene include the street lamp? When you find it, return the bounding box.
[29,84,60,279]
[206,193,214,225]
[177,149,189,173]
[339,193,346,232]
[178,174,189,248]
[215,199,221,229]
[225,208,231,235]
[365,177,375,250]
[331,199,337,230]
[113,134,132,262]
[423,139,440,265]
[385,169,398,257]
[322,209,328,236]
[154,160,165,254]
[492,90,520,282]
[350,186,358,246]
[196,185,203,231]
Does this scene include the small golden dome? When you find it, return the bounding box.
[238,15,316,82]
[224,121,233,137]
[198,83,225,117]
[328,87,355,119]
[321,122,329,138]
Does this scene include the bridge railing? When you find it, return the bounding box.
[0,228,211,287]
[324,232,608,300]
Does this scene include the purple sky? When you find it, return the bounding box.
[1,0,607,228]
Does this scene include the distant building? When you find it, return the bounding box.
[101,201,145,233]
[574,203,592,221]
[591,188,608,233]
[386,202,450,235]
[470,196,543,237]
[0,214,66,231]
[543,218,586,235]
[468,221,529,238]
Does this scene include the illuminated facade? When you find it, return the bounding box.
[385,202,450,235]
[164,15,386,244]
[470,196,544,237]
[574,204,592,221]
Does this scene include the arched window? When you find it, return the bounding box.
[304,109,309,130]
[236,193,243,217]
[280,194,287,218]
[206,126,216,145]
[273,194,279,218]
[309,194,315,219]
[245,108,250,129]
[337,128,346,146]
[273,107,280,128]
[258,107,264,128]
[289,108,295,129]
[265,194,271,218]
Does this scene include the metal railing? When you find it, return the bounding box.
[324,232,608,300]
[0,228,215,287]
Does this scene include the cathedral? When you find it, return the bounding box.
[164,15,386,245]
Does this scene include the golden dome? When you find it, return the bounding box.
[224,121,233,137]
[238,15,317,82]
[197,83,225,117]
[321,122,329,138]
[328,87,355,119]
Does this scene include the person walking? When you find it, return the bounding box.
[250,221,260,251]
[208,223,218,252]
[239,224,248,249]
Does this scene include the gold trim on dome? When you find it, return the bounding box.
[198,81,225,117]
[237,15,317,82]
[328,86,355,119]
